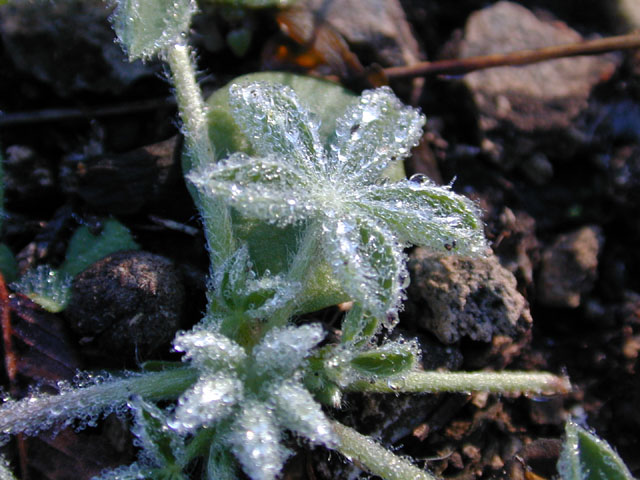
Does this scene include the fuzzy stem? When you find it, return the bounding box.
[164,43,213,168]
[345,371,571,395]
[332,421,437,480]
[0,367,199,436]
[164,42,235,268]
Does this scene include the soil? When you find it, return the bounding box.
[0,1,639,479]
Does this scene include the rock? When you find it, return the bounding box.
[460,2,619,134]
[65,251,184,362]
[306,0,422,68]
[538,226,604,308]
[407,248,532,344]
[615,0,640,30]
[0,0,154,97]
[492,207,540,289]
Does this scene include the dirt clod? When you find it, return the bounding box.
[65,251,184,363]
[538,226,603,308]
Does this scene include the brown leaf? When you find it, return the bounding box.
[0,273,133,480]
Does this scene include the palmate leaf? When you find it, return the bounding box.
[271,379,337,447]
[173,327,247,370]
[191,78,487,323]
[169,372,242,433]
[252,324,325,376]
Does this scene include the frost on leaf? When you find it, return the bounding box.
[189,81,487,322]
[173,327,247,370]
[229,401,290,480]
[128,397,186,472]
[110,0,197,61]
[11,265,71,313]
[170,372,242,433]
[271,379,337,447]
[252,324,325,375]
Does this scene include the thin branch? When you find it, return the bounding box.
[384,32,640,79]
[0,97,176,127]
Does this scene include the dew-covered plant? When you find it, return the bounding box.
[0,1,571,479]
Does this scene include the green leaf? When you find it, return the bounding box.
[60,219,139,277]
[328,86,425,184]
[557,420,634,480]
[189,72,360,305]
[110,0,197,61]
[354,180,487,257]
[341,303,379,345]
[322,216,406,321]
[0,243,18,283]
[349,344,417,378]
[12,266,71,313]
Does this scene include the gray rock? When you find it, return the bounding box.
[460,1,619,133]
[306,0,423,67]
[538,226,604,308]
[407,248,532,344]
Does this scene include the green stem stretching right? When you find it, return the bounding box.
[346,370,571,395]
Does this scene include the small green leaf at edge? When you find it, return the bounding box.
[0,243,18,283]
[60,218,140,277]
[557,420,635,480]
[350,349,415,378]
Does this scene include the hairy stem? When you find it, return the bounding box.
[0,367,198,436]
[332,421,437,480]
[164,43,213,167]
[345,370,571,395]
[164,42,235,268]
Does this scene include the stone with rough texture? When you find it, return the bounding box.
[407,248,532,344]
[538,226,603,308]
[460,1,619,133]
[306,0,422,67]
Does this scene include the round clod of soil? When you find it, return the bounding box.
[65,250,184,361]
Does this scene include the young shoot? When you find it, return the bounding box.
[0,2,572,480]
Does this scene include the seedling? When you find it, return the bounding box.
[0,1,573,479]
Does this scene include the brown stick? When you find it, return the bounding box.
[0,97,176,127]
[384,32,640,79]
